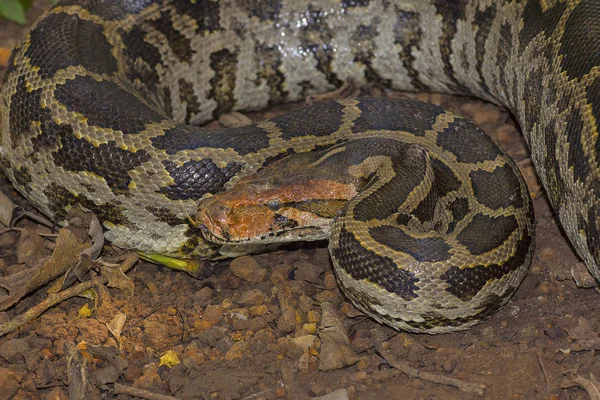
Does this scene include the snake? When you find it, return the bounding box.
[0,0,598,334]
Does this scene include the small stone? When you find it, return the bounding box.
[43,387,68,400]
[293,260,322,283]
[539,281,551,294]
[411,379,425,390]
[202,305,224,326]
[298,295,313,313]
[350,371,368,382]
[237,289,265,306]
[142,320,171,350]
[459,332,478,347]
[224,342,245,360]
[310,382,326,396]
[307,310,320,323]
[277,310,298,333]
[315,290,340,306]
[248,317,268,332]
[133,367,163,392]
[249,304,268,316]
[0,367,19,400]
[442,359,456,372]
[230,256,269,282]
[184,347,207,365]
[269,266,289,285]
[146,282,161,296]
[225,274,242,289]
[323,272,337,290]
[539,247,556,261]
[350,337,373,353]
[290,335,317,351]
[193,287,214,303]
[356,358,370,370]
[544,326,568,340]
[302,323,317,334]
[0,338,30,363]
[221,298,234,310]
[231,317,250,331]
[40,348,54,360]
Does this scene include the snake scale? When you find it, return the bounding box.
[0,0,598,333]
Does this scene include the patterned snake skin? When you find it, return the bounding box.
[0,0,598,332]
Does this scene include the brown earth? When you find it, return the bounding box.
[1,3,599,400]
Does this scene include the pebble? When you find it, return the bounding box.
[323,272,338,289]
[230,256,268,282]
[315,290,340,305]
[310,382,326,396]
[442,359,456,372]
[290,335,317,351]
[0,338,30,363]
[248,317,268,332]
[237,289,265,306]
[133,367,163,392]
[544,326,568,340]
[292,260,322,283]
[307,310,320,323]
[142,320,171,350]
[350,337,373,354]
[43,387,68,400]
[224,342,246,360]
[277,310,298,333]
[269,266,290,285]
[231,317,250,331]
[249,304,268,316]
[146,282,161,296]
[193,287,214,304]
[298,295,313,313]
[0,367,19,400]
[302,323,317,334]
[202,305,224,327]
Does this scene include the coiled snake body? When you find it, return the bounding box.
[0,0,597,333]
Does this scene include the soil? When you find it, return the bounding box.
[1,3,599,400]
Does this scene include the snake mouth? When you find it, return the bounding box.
[196,205,329,245]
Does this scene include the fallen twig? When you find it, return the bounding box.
[537,351,551,395]
[113,383,181,400]
[561,373,600,400]
[378,348,486,397]
[0,253,138,337]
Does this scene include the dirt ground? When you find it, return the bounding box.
[1,3,600,400]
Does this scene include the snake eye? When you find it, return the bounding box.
[266,199,282,211]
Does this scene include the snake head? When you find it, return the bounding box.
[195,171,356,245]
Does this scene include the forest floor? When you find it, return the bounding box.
[0,3,599,400]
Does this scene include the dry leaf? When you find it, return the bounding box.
[318,302,360,371]
[566,317,598,341]
[101,262,135,297]
[78,303,93,318]
[16,228,49,266]
[106,312,127,343]
[0,228,87,310]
